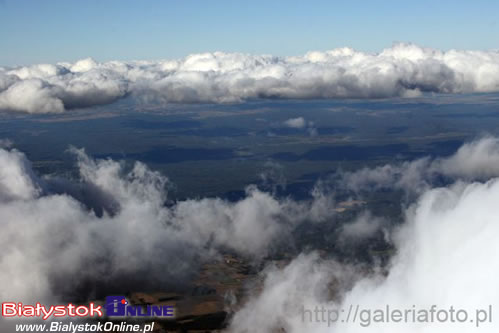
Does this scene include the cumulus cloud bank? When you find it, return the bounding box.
[1,43,499,113]
[3,137,499,332]
[229,180,499,332]
[340,136,499,196]
[228,137,499,333]
[0,146,336,305]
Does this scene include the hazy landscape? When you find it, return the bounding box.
[2,1,499,332]
[2,93,499,331]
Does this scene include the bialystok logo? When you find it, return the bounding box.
[1,302,103,320]
[105,296,174,318]
[1,296,174,320]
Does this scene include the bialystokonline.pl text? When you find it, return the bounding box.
[14,321,155,332]
[301,304,493,328]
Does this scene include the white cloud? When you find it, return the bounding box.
[229,137,499,333]
[339,212,384,242]
[229,179,499,332]
[339,179,499,332]
[283,117,318,137]
[340,136,499,196]
[0,148,42,201]
[284,117,307,128]
[0,146,336,305]
[436,136,499,179]
[228,253,362,333]
[3,137,499,332]
[0,138,12,148]
[1,44,499,113]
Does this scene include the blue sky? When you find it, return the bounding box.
[1,0,498,66]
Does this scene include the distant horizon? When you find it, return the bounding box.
[3,42,499,68]
[1,0,498,66]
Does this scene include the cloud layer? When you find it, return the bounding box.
[340,136,499,197]
[1,43,499,113]
[228,137,499,332]
[0,146,335,304]
[3,137,499,332]
[230,180,499,332]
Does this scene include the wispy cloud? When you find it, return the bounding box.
[229,137,499,332]
[0,146,335,305]
[2,137,499,332]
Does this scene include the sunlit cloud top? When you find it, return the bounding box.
[0,43,499,113]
